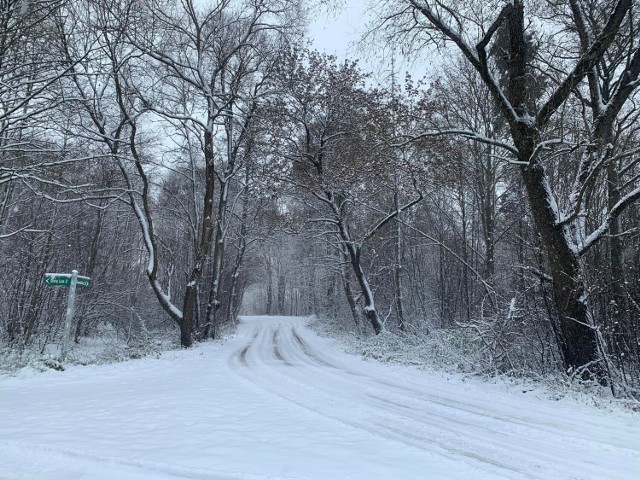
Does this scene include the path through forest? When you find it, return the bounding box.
[1,316,639,479]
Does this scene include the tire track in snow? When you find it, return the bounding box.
[229,319,532,480]
[294,323,636,451]
[230,354,526,479]
[289,326,542,432]
[284,323,640,477]
[237,344,251,366]
[234,329,260,367]
[272,327,293,366]
[232,318,640,480]
[289,327,525,442]
[281,324,544,477]
[291,328,340,370]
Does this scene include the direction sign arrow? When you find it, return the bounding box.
[44,275,71,286]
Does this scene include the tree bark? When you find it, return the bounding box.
[339,243,361,328]
[520,163,599,373]
[180,285,196,347]
[328,192,384,334]
[225,170,250,325]
[607,164,627,337]
[266,257,273,315]
[203,182,228,339]
[343,239,383,334]
[277,270,286,315]
[394,191,406,331]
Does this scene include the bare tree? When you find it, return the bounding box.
[379,0,640,377]
[269,50,424,333]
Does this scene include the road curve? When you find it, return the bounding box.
[230,316,640,480]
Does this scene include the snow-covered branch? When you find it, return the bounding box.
[578,186,640,256]
[392,129,519,157]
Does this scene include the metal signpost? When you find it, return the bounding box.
[44,270,91,361]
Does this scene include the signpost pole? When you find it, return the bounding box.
[60,270,78,362]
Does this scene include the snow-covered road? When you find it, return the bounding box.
[1,316,639,479]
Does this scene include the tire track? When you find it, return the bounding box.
[291,324,639,458]
[231,321,534,480]
[232,329,259,367]
[229,318,639,480]
[281,325,554,475]
[291,327,343,370]
[272,327,293,366]
[231,356,528,479]
[272,321,636,479]
[291,326,585,437]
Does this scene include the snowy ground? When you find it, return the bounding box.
[1,316,639,480]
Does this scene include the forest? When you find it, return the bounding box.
[1,0,640,399]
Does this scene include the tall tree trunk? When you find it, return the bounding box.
[225,173,250,325]
[277,269,286,315]
[515,175,527,293]
[438,214,448,327]
[308,265,318,314]
[327,190,384,334]
[506,3,600,375]
[180,285,197,347]
[607,164,627,345]
[339,244,361,328]
[266,257,273,315]
[203,182,228,339]
[458,180,471,322]
[394,191,406,331]
[75,207,104,342]
[521,163,600,374]
[340,232,383,334]
[173,128,217,347]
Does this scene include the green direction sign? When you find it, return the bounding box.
[44,275,71,286]
[44,274,91,288]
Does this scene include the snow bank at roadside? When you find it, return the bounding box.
[307,316,640,411]
[0,322,238,378]
[309,316,486,372]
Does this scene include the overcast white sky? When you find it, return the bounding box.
[306,2,431,83]
[307,2,368,59]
